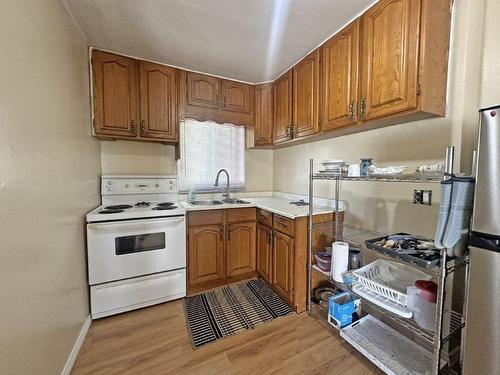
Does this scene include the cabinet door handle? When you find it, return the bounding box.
[349,102,356,120]
[227,229,231,241]
[360,97,366,118]
[140,120,146,134]
[131,120,136,134]
[289,123,294,138]
[220,226,224,241]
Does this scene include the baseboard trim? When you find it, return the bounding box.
[61,315,91,375]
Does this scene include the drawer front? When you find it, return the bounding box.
[188,210,224,226]
[227,207,257,223]
[273,214,294,236]
[257,209,273,227]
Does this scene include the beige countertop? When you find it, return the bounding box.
[180,195,343,219]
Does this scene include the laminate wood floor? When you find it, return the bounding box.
[71,300,381,375]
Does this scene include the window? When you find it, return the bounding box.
[177,119,246,192]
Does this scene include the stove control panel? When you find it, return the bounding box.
[101,176,177,195]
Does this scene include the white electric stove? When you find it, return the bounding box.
[86,175,186,319]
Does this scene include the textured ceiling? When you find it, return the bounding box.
[63,0,377,83]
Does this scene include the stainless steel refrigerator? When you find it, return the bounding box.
[463,105,500,374]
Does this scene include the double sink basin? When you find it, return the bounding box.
[188,198,251,206]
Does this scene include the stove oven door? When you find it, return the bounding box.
[87,216,186,285]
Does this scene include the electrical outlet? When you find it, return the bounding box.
[413,189,432,205]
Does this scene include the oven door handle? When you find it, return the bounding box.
[87,217,185,231]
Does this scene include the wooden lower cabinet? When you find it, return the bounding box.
[272,230,294,302]
[227,221,257,277]
[187,224,225,286]
[257,223,273,283]
[188,208,343,313]
[187,208,257,293]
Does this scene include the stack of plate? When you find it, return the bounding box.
[318,160,345,174]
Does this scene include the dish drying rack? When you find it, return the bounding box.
[307,146,470,375]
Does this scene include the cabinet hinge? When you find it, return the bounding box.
[417,83,421,96]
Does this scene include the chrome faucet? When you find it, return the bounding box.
[214,169,230,200]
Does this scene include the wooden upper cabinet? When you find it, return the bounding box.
[226,222,257,277]
[139,61,178,141]
[360,0,420,121]
[92,50,138,137]
[186,72,221,109]
[273,70,293,144]
[272,231,294,302]
[322,19,360,131]
[254,83,273,145]
[292,49,320,138]
[222,80,251,114]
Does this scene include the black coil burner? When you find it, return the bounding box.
[152,205,177,211]
[98,209,124,214]
[104,204,133,210]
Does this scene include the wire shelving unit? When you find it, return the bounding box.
[307,146,469,375]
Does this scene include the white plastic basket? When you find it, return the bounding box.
[352,259,432,306]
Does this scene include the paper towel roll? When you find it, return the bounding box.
[331,241,349,282]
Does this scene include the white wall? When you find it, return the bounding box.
[0,0,101,374]
[100,141,274,192]
[272,0,495,237]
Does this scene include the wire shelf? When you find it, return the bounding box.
[441,311,465,344]
[312,173,444,183]
[310,265,464,349]
[312,221,385,248]
[313,221,469,275]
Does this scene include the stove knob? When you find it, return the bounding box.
[125,184,130,188]
[107,180,113,185]
[155,183,159,188]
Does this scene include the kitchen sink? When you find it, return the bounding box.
[188,200,224,206]
[221,198,251,204]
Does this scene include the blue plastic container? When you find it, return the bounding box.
[328,292,360,328]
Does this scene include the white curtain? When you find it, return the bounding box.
[177,119,246,192]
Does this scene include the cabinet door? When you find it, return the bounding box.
[227,222,256,277]
[139,61,178,141]
[257,224,273,283]
[255,83,273,145]
[92,50,138,137]
[360,0,420,121]
[293,50,320,138]
[186,72,221,109]
[188,224,225,285]
[221,80,251,114]
[272,231,294,302]
[322,19,360,131]
[273,70,293,144]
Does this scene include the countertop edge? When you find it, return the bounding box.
[180,199,343,219]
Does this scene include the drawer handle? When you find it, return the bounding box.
[220,226,224,241]
[277,221,288,228]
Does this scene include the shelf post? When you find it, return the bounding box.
[307,158,314,315]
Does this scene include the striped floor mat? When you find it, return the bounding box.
[183,278,294,348]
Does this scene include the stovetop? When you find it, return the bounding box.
[86,200,185,222]
[86,175,186,222]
